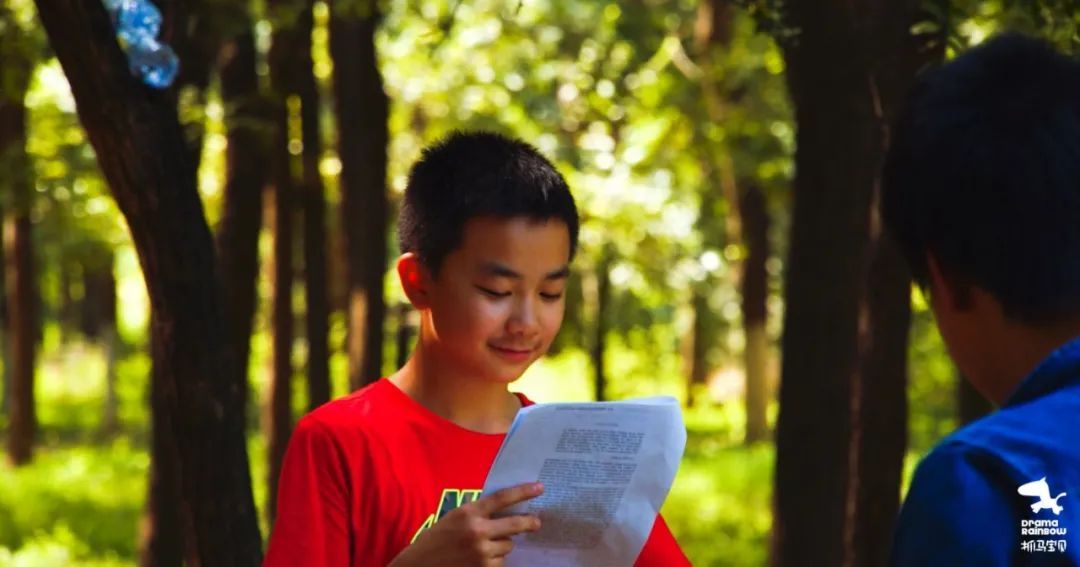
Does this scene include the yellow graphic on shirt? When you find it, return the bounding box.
[411,488,482,543]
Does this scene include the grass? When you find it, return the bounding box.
[0,441,145,566]
[0,335,945,566]
[0,431,766,566]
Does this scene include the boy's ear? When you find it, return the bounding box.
[397,252,432,309]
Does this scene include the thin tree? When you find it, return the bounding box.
[1,3,37,465]
[0,184,7,418]
[692,0,774,438]
[739,182,770,443]
[771,1,940,565]
[78,250,120,435]
[300,0,331,410]
[591,247,614,402]
[32,2,263,563]
[0,12,15,419]
[330,0,389,390]
[215,13,268,421]
[682,183,715,408]
[265,0,319,524]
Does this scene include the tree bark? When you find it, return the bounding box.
[165,0,221,170]
[772,2,936,565]
[683,289,709,408]
[265,178,294,527]
[691,0,734,415]
[80,252,120,434]
[58,258,76,343]
[265,0,311,525]
[215,23,267,421]
[591,252,612,402]
[32,2,263,563]
[330,0,389,390]
[0,9,22,417]
[739,183,770,444]
[395,302,417,370]
[0,209,7,417]
[1,51,36,466]
[139,335,189,567]
[300,0,331,410]
[5,213,35,466]
[101,324,120,434]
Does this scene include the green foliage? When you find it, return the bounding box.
[952,0,1080,54]
[1,344,765,565]
[378,0,792,381]
[0,441,147,563]
[664,443,773,566]
[906,291,959,454]
[10,0,1078,564]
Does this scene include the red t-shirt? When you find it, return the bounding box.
[264,379,690,566]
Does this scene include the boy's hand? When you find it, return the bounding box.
[389,482,544,567]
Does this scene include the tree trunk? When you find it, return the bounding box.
[739,183,770,444]
[266,176,294,526]
[33,3,263,563]
[689,0,731,412]
[0,211,8,417]
[139,334,189,567]
[215,23,267,421]
[80,252,120,434]
[300,0,331,411]
[0,19,17,416]
[957,371,993,426]
[102,324,120,434]
[5,213,35,466]
[395,302,417,370]
[683,289,709,408]
[330,0,389,390]
[1,59,36,466]
[265,0,312,525]
[591,253,612,402]
[58,258,76,343]
[165,0,221,171]
[772,2,936,565]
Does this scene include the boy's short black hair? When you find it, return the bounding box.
[882,34,1080,323]
[397,131,580,276]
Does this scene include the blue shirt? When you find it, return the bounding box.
[891,336,1080,566]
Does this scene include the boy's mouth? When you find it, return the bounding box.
[489,344,534,361]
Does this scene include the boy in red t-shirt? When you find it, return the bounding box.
[264,132,690,566]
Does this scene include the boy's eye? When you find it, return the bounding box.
[476,286,511,298]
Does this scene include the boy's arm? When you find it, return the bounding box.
[890,444,1016,566]
[264,417,351,566]
[634,515,691,567]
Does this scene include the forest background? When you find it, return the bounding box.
[0,0,1077,565]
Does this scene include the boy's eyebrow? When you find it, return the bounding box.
[480,262,571,280]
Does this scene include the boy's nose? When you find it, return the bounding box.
[506,297,541,338]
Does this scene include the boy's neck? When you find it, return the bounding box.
[980,319,1080,404]
[388,345,521,435]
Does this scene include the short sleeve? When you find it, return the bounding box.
[634,514,691,567]
[890,443,1018,566]
[264,416,352,566]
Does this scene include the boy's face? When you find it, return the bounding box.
[422,216,571,384]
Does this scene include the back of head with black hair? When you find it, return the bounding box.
[397,131,580,276]
[882,33,1080,323]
